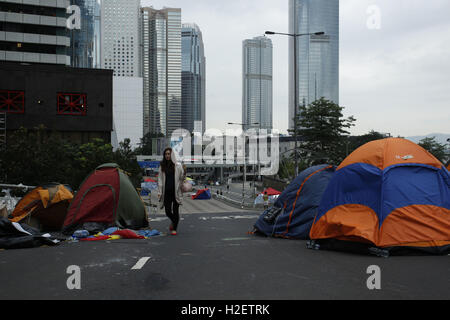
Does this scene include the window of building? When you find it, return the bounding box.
[0,90,25,114]
[57,93,87,116]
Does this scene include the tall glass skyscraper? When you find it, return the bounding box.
[289,0,339,129]
[182,23,206,134]
[101,0,143,149]
[70,0,101,69]
[141,7,182,137]
[242,36,273,132]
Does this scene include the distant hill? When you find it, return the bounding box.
[406,133,450,145]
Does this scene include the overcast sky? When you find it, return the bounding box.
[140,0,450,137]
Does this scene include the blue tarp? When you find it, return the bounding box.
[254,164,336,239]
[138,161,160,169]
[141,182,158,191]
[192,189,211,200]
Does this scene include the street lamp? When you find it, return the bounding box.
[265,30,325,178]
[446,138,450,165]
[227,122,260,207]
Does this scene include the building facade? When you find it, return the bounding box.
[0,0,71,65]
[111,76,143,150]
[289,0,339,129]
[101,0,141,77]
[181,23,205,134]
[70,0,101,69]
[242,36,273,132]
[0,62,113,144]
[141,7,182,138]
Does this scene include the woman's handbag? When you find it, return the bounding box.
[181,180,193,193]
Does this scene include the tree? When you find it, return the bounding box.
[0,127,145,191]
[290,97,356,165]
[136,132,165,155]
[113,138,142,187]
[277,157,309,181]
[344,131,388,158]
[418,137,447,163]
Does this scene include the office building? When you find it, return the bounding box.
[141,7,182,137]
[111,76,143,150]
[289,0,339,129]
[0,62,113,144]
[242,36,273,132]
[181,23,205,133]
[0,0,71,65]
[70,0,101,68]
[101,0,141,77]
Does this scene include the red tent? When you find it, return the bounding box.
[62,164,148,235]
[261,188,281,196]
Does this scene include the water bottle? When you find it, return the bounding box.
[73,230,89,239]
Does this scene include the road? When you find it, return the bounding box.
[0,196,449,301]
[207,182,263,209]
[145,188,259,214]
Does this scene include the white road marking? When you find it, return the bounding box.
[131,257,151,270]
[199,215,259,221]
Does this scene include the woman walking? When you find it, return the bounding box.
[158,148,185,235]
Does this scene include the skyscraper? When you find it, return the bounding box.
[182,23,206,134]
[242,36,273,132]
[101,0,143,149]
[141,7,182,137]
[111,76,143,150]
[101,0,141,77]
[0,0,70,65]
[70,0,101,69]
[289,0,339,129]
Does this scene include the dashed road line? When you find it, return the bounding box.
[131,257,151,270]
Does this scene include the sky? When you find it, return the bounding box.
[140,0,450,137]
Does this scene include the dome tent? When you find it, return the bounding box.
[10,183,73,231]
[62,164,148,235]
[309,138,450,256]
[254,164,336,239]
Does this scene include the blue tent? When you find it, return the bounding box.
[192,189,211,200]
[254,164,336,239]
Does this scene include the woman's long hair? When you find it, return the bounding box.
[160,147,175,173]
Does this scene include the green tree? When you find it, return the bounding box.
[113,138,142,187]
[70,138,114,188]
[418,137,447,163]
[0,126,78,187]
[0,126,146,190]
[343,130,388,158]
[290,97,356,165]
[136,132,165,155]
[278,158,295,181]
[278,157,309,181]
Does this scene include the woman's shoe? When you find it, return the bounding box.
[170,230,177,236]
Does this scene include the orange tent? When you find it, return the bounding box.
[11,184,73,231]
[310,138,450,256]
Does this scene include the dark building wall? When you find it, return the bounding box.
[0,62,112,141]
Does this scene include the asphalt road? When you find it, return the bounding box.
[0,205,449,300]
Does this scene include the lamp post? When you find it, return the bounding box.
[265,30,324,178]
[228,122,259,207]
[446,138,450,164]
